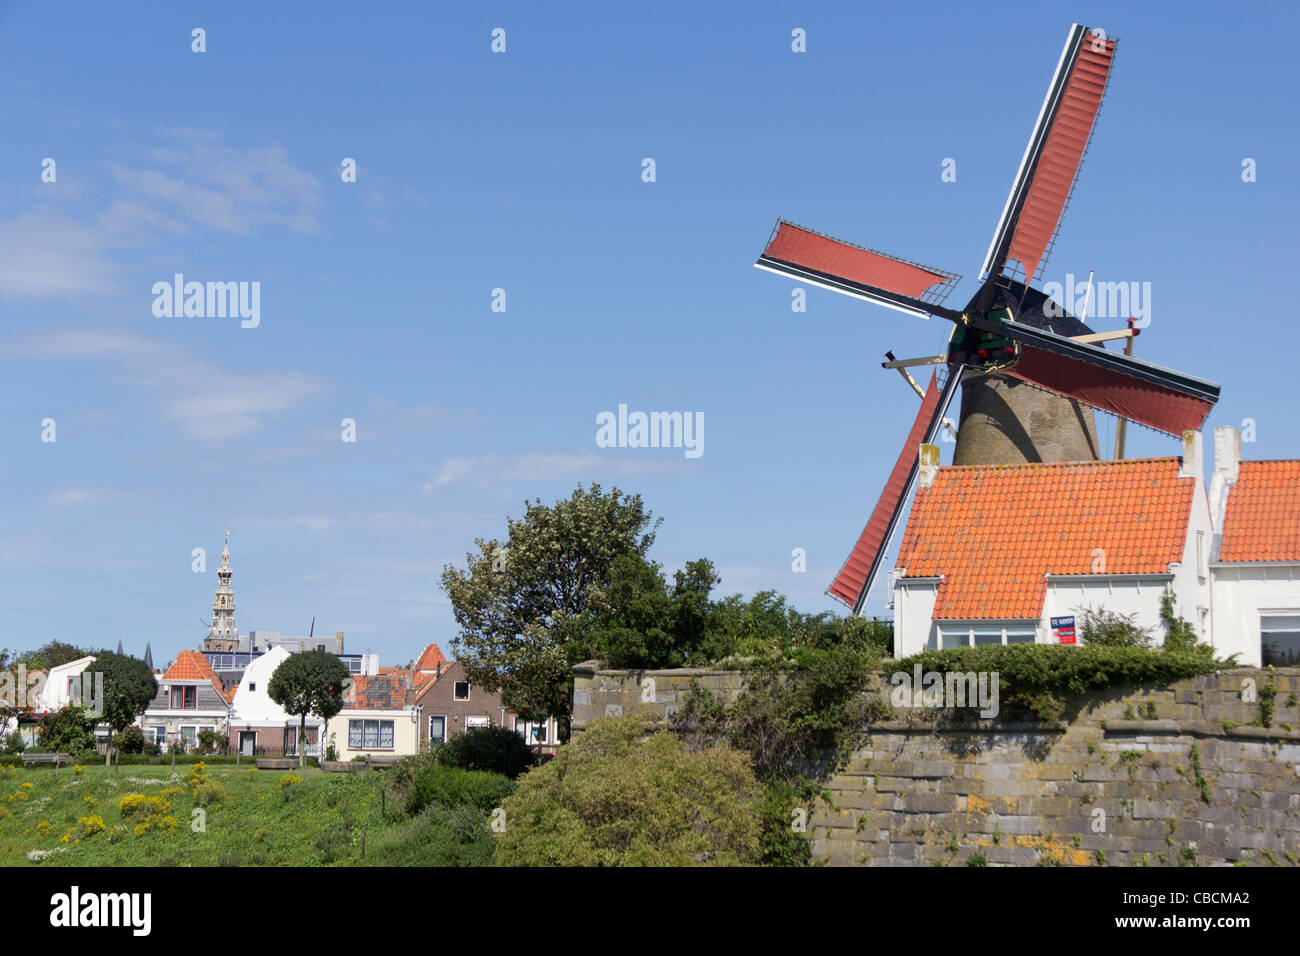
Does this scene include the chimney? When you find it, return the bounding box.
[918,443,940,488]
[436,661,443,680]
[1209,425,1242,532]
[1178,429,1203,481]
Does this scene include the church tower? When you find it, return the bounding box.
[203,531,239,653]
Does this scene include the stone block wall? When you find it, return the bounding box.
[572,664,1300,866]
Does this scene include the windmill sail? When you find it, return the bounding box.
[981,24,1118,286]
[757,220,961,319]
[829,369,961,612]
[995,322,1219,435]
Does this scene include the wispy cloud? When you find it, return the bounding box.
[110,141,324,235]
[422,447,693,491]
[45,486,109,509]
[5,328,328,440]
[0,132,324,303]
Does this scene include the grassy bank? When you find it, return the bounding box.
[0,762,412,866]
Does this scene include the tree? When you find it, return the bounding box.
[583,555,721,669]
[37,704,95,755]
[267,650,350,768]
[494,714,762,866]
[87,652,158,766]
[22,641,96,670]
[441,484,661,739]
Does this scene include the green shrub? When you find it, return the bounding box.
[1078,607,1152,648]
[408,765,514,816]
[893,643,1227,721]
[494,714,762,866]
[112,725,145,755]
[435,726,535,779]
[1,731,26,755]
[37,704,96,753]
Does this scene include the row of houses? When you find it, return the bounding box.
[148,642,558,759]
[6,644,559,759]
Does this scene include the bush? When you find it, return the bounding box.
[2,731,26,755]
[37,705,96,754]
[407,765,514,816]
[1078,607,1153,648]
[113,725,145,755]
[893,643,1228,721]
[494,714,762,866]
[435,726,535,779]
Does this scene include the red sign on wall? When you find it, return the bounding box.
[1051,616,1077,645]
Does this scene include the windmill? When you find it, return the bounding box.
[753,23,1221,614]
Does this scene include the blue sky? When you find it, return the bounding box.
[2,1,1297,667]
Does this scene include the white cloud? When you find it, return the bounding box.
[0,210,119,298]
[422,447,693,491]
[111,142,324,235]
[5,328,328,440]
[45,487,108,509]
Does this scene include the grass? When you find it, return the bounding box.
[0,762,418,866]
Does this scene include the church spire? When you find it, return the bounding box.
[203,530,239,652]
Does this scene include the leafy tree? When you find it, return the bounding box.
[88,652,158,765]
[494,714,762,866]
[2,730,26,755]
[267,650,350,767]
[583,555,720,669]
[21,641,96,670]
[37,704,95,755]
[442,484,661,739]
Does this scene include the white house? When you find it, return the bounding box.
[226,645,323,757]
[1209,427,1300,666]
[890,433,1214,658]
[39,656,98,712]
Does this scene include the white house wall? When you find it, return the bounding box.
[894,581,939,657]
[1211,564,1300,667]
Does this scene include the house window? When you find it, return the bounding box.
[428,716,446,745]
[515,718,547,744]
[453,681,470,701]
[180,726,197,745]
[348,719,395,750]
[1005,626,1036,644]
[972,627,1002,647]
[248,682,256,692]
[1196,532,1208,577]
[942,629,970,650]
[1261,615,1300,667]
[171,685,196,709]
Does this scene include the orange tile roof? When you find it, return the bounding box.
[344,673,410,711]
[161,650,231,703]
[414,643,447,672]
[896,457,1196,620]
[1219,460,1300,562]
